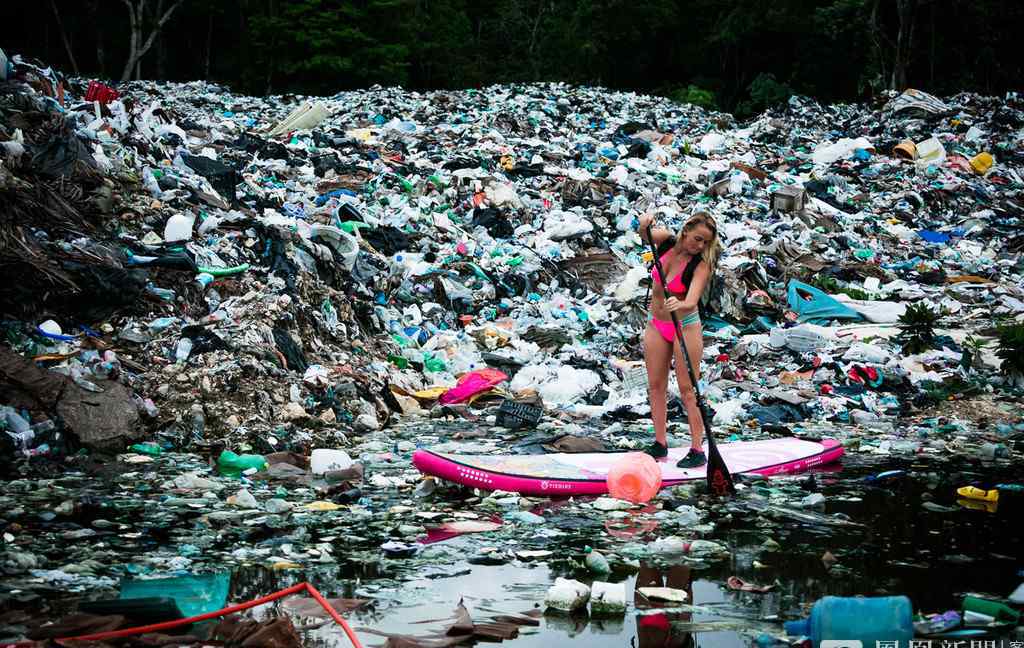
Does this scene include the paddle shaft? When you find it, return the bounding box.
[645,224,734,495]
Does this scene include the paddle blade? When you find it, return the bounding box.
[705,430,735,496]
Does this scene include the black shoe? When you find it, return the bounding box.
[644,441,668,459]
[676,448,706,468]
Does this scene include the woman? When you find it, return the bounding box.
[638,211,721,468]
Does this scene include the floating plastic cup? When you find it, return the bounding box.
[607,452,662,503]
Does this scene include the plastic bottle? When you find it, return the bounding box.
[2,407,34,449]
[30,419,56,435]
[957,486,999,502]
[71,371,104,393]
[190,404,205,441]
[382,251,403,277]
[584,547,610,574]
[146,284,176,301]
[130,442,163,456]
[175,338,193,363]
[979,443,1009,460]
[995,483,1024,493]
[217,450,269,478]
[606,452,662,504]
[147,317,179,332]
[784,596,913,648]
[962,596,1020,624]
[194,273,215,290]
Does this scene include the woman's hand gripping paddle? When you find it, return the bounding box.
[646,224,735,496]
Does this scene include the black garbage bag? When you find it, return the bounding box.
[57,261,148,321]
[231,132,290,160]
[30,134,98,179]
[125,250,197,272]
[335,203,363,224]
[471,207,514,238]
[362,225,412,256]
[180,152,238,204]
[262,236,298,294]
[442,157,480,171]
[612,121,650,145]
[747,403,808,425]
[181,324,231,355]
[625,140,651,158]
[273,327,308,372]
[312,153,345,177]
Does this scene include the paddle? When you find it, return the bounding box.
[646,224,735,496]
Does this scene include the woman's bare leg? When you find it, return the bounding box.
[672,323,705,449]
[643,324,673,447]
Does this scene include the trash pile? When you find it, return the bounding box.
[1,47,1024,645]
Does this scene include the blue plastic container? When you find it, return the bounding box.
[784,596,913,648]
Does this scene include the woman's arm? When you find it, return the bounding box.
[664,262,711,314]
[638,212,673,246]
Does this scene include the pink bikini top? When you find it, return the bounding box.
[652,251,688,294]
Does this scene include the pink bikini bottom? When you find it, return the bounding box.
[650,312,701,343]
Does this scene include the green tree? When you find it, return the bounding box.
[408,0,473,88]
[249,0,412,94]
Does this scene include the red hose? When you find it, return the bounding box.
[1,582,363,648]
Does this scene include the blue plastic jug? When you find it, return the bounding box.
[784,596,913,648]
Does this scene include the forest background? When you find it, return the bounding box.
[10,0,1022,117]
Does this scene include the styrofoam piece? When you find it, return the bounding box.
[591,581,626,615]
[544,577,590,612]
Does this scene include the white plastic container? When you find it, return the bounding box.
[310,449,353,475]
[308,224,359,271]
[915,136,946,167]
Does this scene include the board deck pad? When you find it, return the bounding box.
[413,438,843,496]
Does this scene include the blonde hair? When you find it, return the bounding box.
[679,212,722,272]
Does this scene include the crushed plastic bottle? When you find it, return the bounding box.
[175,338,193,363]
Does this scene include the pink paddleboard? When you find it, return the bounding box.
[413,438,843,497]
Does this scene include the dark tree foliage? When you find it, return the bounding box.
[8,0,1023,114]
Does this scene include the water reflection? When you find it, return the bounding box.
[38,457,1011,648]
[635,564,694,648]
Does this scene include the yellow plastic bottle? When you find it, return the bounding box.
[956,485,999,502]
